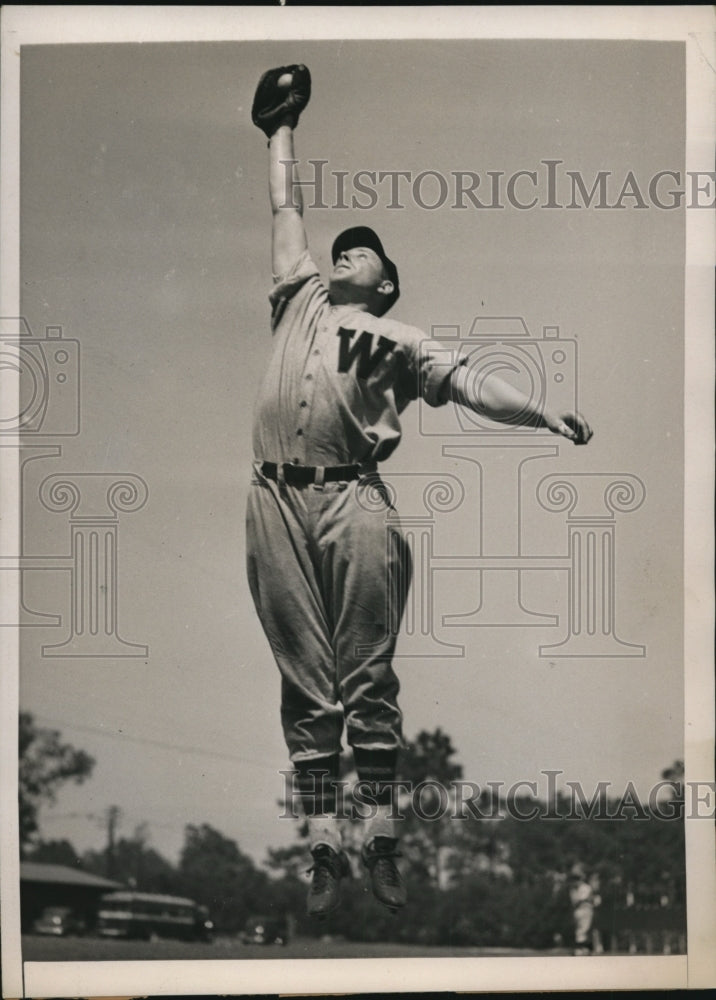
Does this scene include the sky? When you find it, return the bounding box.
[14,35,687,867]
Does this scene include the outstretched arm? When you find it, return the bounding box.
[252,65,312,277]
[269,123,307,277]
[443,365,593,444]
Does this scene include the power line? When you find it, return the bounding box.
[32,714,279,773]
[43,811,184,832]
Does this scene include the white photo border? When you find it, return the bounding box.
[1,5,714,996]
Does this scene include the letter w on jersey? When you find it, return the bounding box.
[337,327,396,380]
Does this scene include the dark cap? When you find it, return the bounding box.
[331,226,400,309]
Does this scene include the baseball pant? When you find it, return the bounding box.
[246,465,411,762]
[573,904,594,946]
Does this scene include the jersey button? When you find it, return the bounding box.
[299,400,308,408]
[296,428,303,436]
[313,349,320,356]
[305,374,313,381]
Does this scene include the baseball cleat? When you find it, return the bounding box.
[361,836,407,912]
[306,844,350,919]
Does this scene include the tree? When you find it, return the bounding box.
[178,823,270,933]
[18,712,95,853]
[365,728,469,889]
[82,822,180,894]
[399,729,463,787]
[25,838,83,868]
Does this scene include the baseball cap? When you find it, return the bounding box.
[331,226,400,309]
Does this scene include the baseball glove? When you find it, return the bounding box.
[251,64,312,139]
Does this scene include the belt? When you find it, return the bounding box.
[260,461,362,486]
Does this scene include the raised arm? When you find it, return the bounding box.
[443,365,593,444]
[269,123,307,278]
[251,65,312,278]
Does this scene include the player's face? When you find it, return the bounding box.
[330,247,386,293]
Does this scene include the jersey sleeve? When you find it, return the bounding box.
[398,328,468,408]
[268,250,323,332]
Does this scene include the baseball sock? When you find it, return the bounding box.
[294,755,342,854]
[354,747,399,844]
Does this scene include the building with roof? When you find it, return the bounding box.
[20,862,123,932]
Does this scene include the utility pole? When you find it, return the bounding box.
[104,805,122,879]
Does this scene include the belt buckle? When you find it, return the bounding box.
[312,466,326,491]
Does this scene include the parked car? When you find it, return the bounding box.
[32,906,86,937]
[242,914,289,946]
[193,904,214,942]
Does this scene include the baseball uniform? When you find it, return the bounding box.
[246,248,465,763]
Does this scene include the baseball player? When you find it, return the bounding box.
[247,65,593,919]
[568,863,598,954]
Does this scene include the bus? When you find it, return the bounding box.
[97,891,213,942]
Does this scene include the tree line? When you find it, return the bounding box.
[19,713,685,949]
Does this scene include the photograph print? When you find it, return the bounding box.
[1,6,714,997]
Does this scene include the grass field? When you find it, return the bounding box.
[22,933,564,962]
